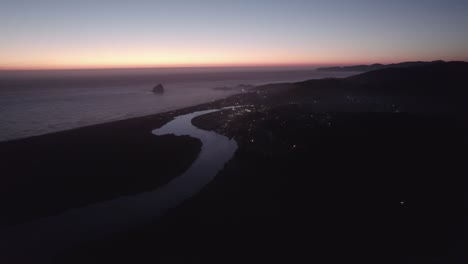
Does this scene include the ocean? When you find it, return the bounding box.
[0,67,353,141]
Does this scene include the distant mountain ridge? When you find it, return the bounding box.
[316,61,446,72]
[345,61,468,95]
[281,61,468,113]
[291,61,468,100]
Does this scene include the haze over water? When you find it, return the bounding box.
[0,67,353,141]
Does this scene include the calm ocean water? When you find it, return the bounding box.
[0,67,353,141]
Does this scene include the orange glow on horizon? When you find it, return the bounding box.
[0,59,432,71]
[1,46,464,71]
[0,53,363,70]
[3,43,458,70]
[0,61,364,71]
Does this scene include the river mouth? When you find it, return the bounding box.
[0,108,238,263]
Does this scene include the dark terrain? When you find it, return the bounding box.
[316,60,446,72]
[0,111,203,227]
[1,61,467,263]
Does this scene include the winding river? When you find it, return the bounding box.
[0,108,237,263]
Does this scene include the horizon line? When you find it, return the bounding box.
[0,63,342,71]
[1,60,466,71]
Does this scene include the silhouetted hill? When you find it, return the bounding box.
[346,61,468,95]
[294,61,468,96]
[316,60,445,72]
[281,61,468,113]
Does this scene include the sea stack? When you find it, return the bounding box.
[152,84,165,94]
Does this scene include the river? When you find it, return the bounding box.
[0,108,237,263]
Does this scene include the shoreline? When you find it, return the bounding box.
[0,87,261,227]
[0,98,229,226]
[0,84,262,144]
[0,93,236,143]
[0,82,272,144]
[0,69,357,142]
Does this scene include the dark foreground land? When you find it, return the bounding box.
[1,61,467,263]
[0,110,204,226]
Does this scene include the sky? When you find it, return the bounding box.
[1,0,467,69]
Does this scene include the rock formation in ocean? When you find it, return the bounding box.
[152,84,165,94]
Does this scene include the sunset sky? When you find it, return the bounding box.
[1,0,467,70]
